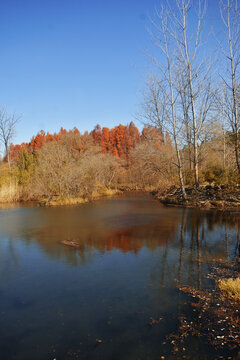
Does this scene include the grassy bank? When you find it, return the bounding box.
[39,188,122,206]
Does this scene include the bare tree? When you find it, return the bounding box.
[218,0,240,172]
[175,59,193,170]
[139,74,164,134]
[0,108,20,166]
[139,0,215,194]
[139,6,188,199]
[214,83,232,169]
[168,0,213,187]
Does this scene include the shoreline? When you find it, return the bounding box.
[153,185,240,211]
[1,185,240,211]
[39,188,123,206]
[169,258,240,358]
[0,188,123,207]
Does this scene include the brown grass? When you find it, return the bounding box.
[0,183,19,203]
[218,277,240,300]
[41,197,88,206]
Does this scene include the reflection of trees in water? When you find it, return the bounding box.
[26,217,179,267]
[235,222,240,259]
[205,210,240,230]
[1,204,240,271]
[0,237,20,282]
[196,217,202,290]
[177,209,187,286]
[147,208,240,303]
[225,224,229,260]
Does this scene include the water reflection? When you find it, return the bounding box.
[0,195,239,275]
[1,196,239,286]
[0,193,239,360]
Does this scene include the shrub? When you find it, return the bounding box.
[184,169,204,186]
[204,166,228,184]
[17,147,36,185]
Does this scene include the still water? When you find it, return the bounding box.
[0,193,239,360]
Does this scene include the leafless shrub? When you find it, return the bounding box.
[33,140,117,199]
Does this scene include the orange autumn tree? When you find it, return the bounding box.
[91,122,140,161]
[9,122,167,166]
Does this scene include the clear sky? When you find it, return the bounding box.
[0,0,223,146]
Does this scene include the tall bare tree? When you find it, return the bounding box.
[218,0,240,172]
[168,0,213,187]
[139,0,215,195]
[0,108,20,166]
[140,7,187,200]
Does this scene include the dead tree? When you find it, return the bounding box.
[0,108,20,167]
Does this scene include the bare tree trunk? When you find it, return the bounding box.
[186,123,192,170]
[182,3,200,187]
[140,6,188,200]
[6,143,11,169]
[219,0,239,172]
[223,128,226,169]
[167,42,187,200]
[190,80,199,187]
[232,76,239,172]
[230,38,239,172]
[229,6,239,172]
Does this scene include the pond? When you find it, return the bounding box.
[0,193,239,360]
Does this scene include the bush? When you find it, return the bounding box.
[33,141,117,199]
[184,169,204,186]
[17,147,36,185]
[0,163,19,202]
[203,166,240,185]
[204,166,228,184]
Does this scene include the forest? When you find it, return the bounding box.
[0,119,238,205]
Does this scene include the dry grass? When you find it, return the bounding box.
[41,197,88,206]
[218,277,240,300]
[0,182,19,203]
[91,186,121,198]
[41,187,121,206]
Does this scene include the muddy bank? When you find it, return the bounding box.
[153,185,240,210]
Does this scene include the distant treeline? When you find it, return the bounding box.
[0,121,238,204]
[9,122,170,163]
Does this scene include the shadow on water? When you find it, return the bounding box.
[0,192,239,359]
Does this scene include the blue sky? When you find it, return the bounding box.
[0,0,223,145]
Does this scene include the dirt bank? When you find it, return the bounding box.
[153,185,240,210]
